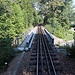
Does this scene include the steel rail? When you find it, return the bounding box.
[43,32,57,75]
[36,26,39,75]
[41,27,51,75]
[39,26,44,75]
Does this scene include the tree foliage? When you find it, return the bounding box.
[37,0,74,38]
[0,0,41,72]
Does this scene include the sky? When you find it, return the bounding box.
[73,0,75,6]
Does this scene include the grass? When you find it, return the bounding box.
[44,24,53,34]
[44,24,74,41]
[63,30,74,41]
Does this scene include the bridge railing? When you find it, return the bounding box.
[13,27,33,47]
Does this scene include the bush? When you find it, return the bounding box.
[66,44,75,58]
[69,45,75,58]
[0,49,16,73]
[0,38,16,73]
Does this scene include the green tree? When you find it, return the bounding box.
[0,0,38,72]
[37,0,74,38]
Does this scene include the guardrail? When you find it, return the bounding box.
[44,29,54,45]
[13,27,33,47]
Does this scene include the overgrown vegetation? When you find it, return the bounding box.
[59,44,75,58]
[0,0,43,72]
[66,44,75,58]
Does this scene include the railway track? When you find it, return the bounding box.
[29,25,58,75]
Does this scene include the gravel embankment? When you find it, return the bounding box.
[56,53,75,75]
